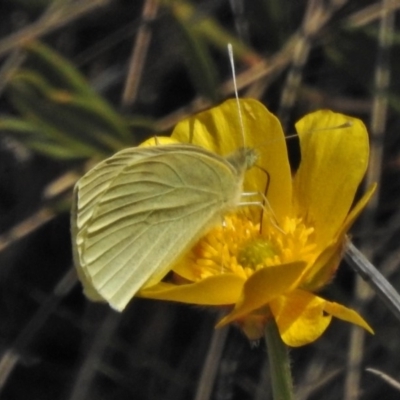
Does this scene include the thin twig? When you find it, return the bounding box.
[121,0,159,108]
[0,0,111,59]
[344,241,400,323]
[278,0,348,129]
[296,361,341,400]
[0,0,73,97]
[0,50,27,97]
[299,86,372,113]
[346,0,400,28]
[0,207,55,252]
[68,309,121,400]
[0,163,90,253]
[194,324,229,400]
[366,368,400,391]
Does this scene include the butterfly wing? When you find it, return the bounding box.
[72,146,165,301]
[72,145,241,311]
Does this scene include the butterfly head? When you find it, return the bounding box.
[226,147,258,175]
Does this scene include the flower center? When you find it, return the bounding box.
[237,239,277,270]
[172,211,317,282]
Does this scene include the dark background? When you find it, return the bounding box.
[1,1,400,399]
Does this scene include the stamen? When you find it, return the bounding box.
[176,212,317,284]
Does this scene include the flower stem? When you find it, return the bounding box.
[264,318,294,400]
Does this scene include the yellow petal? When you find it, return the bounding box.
[216,262,306,327]
[323,301,374,334]
[138,273,245,305]
[270,290,332,347]
[301,184,376,291]
[170,258,201,282]
[171,99,292,223]
[293,111,369,247]
[301,239,344,291]
[139,136,180,146]
[340,183,377,236]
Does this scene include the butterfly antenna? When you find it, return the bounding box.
[228,43,246,147]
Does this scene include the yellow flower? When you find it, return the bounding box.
[139,99,376,347]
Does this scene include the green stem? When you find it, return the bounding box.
[264,318,294,400]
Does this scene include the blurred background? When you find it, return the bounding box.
[1,0,400,399]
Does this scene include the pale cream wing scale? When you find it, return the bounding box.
[72,146,167,301]
[72,144,256,311]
